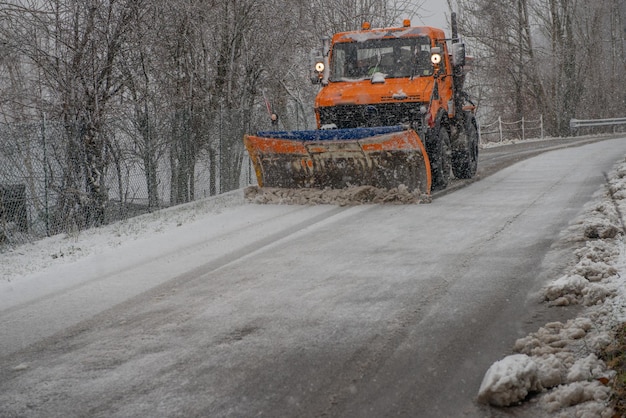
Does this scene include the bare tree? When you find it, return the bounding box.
[453,0,625,137]
[118,45,167,211]
[1,0,143,227]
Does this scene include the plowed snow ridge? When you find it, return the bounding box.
[478,158,626,417]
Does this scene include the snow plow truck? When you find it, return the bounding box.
[244,13,478,200]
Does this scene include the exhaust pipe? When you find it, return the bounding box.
[451,12,459,43]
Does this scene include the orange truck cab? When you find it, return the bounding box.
[311,17,478,189]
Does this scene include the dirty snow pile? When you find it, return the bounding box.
[478,160,626,416]
[244,184,430,205]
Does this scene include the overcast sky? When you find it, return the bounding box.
[414,0,451,34]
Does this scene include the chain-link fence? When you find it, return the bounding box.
[0,118,255,249]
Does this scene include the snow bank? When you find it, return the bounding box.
[542,381,612,417]
[0,190,244,282]
[478,157,626,416]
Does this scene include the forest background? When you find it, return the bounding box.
[0,0,624,243]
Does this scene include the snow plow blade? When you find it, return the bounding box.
[244,126,431,196]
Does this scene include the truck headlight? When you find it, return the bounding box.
[315,62,325,72]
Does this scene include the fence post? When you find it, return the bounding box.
[540,115,544,139]
[248,154,253,186]
[41,113,50,237]
[498,116,503,142]
[219,102,223,194]
[522,116,525,141]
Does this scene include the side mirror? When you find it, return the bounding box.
[310,49,324,84]
[311,59,324,84]
[452,43,466,67]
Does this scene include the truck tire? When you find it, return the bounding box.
[429,121,452,191]
[452,118,479,179]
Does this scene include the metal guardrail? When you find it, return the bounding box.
[570,117,626,129]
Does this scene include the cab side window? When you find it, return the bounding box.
[415,44,432,76]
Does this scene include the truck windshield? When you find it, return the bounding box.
[329,36,433,81]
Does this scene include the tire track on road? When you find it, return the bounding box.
[0,204,360,356]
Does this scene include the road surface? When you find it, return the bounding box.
[1,136,625,417]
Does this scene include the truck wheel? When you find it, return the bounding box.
[452,119,479,179]
[429,122,452,191]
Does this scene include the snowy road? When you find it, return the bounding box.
[1,136,626,417]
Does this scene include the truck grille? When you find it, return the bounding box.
[318,103,423,129]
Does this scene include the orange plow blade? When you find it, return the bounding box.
[244,126,431,195]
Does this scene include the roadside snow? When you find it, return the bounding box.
[0,190,245,283]
[478,157,626,416]
[480,137,557,148]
